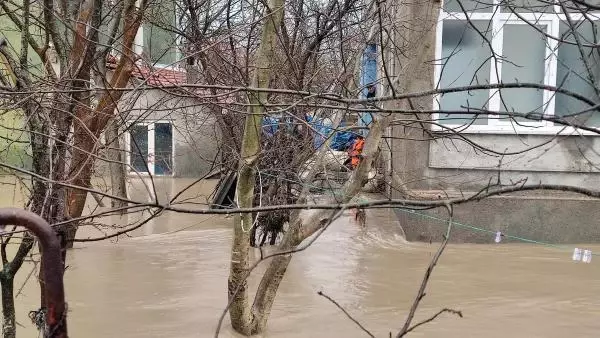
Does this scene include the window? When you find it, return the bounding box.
[140,0,184,67]
[556,20,600,126]
[358,44,378,134]
[435,0,600,133]
[126,121,174,175]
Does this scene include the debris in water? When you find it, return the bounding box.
[494,231,502,243]
[582,249,592,263]
[573,248,582,261]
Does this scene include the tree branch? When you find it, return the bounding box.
[397,205,455,337]
[401,308,463,336]
[317,290,375,338]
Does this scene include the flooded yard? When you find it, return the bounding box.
[1,177,599,337]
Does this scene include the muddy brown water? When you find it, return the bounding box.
[1,177,599,337]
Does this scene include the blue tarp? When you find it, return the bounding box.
[261,45,377,146]
[305,115,357,150]
[331,127,357,150]
[262,115,356,151]
[262,116,280,137]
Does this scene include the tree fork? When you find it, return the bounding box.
[228,0,286,333]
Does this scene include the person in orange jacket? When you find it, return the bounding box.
[342,135,367,226]
[344,136,365,170]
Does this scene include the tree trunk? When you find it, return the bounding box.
[106,118,128,210]
[65,127,95,246]
[0,234,34,338]
[228,0,285,333]
[389,0,440,190]
[234,2,438,326]
[250,115,390,332]
[1,275,15,338]
[65,0,144,245]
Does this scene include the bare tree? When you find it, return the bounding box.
[0,0,599,335]
[0,0,147,334]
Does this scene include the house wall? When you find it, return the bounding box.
[421,134,600,190]
[388,1,600,243]
[131,89,220,177]
[96,89,220,178]
[392,121,600,245]
[397,192,600,244]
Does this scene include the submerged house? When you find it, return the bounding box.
[0,3,220,178]
[109,63,219,178]
[105,7,220,178]
[105,0,600,242]
[385,0,600,243]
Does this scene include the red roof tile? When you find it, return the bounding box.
[106,54,186,86]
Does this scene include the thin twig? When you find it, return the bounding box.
[402,308,463,335]
[15,260,38,298]
[317,290,375,338]
[396,205,454,337]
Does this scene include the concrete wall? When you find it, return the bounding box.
[387,0,600,243]
[390,134,600,192]
[131,90,220,177]
[396,192,600,244]
[390,118,600,244]
[426,134,600,190]
[96,89,220,178]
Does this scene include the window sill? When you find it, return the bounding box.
[127,172,175,177]
[145,62,186,72]
[431,124,600,136]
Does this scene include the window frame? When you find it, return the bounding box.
[134,0,186,70]
[358,43,379,134]
[125,120,176,177]
[433,1,600,135]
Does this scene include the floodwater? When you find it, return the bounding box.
[1,177,600,337]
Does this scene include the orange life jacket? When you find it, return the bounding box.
[348,138,364,168]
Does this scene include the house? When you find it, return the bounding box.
[386,0,600,243]
[104,54,220,177]
[0,3,220,178]
[103,6,221,178]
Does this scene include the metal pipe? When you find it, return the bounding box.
[0,208,67,338]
